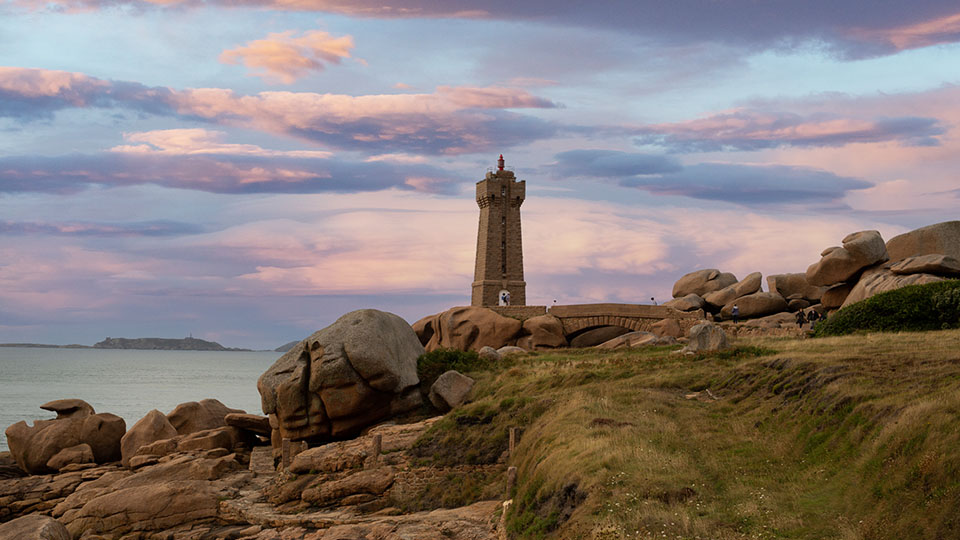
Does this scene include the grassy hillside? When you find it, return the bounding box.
[415,329,960,540]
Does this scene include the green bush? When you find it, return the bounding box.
[417,347,514,388]
[814,279,960,337]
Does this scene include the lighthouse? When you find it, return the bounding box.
[471,155,526,307]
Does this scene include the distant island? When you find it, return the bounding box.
[0,337,252,351]
[94,337,251,351]
[274,340,300,353]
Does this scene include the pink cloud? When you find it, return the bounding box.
[111,128,332,157]
[848,12,960,51]
[0,66,557,153]
[220,30,357,84]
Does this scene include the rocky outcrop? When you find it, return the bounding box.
[650,318,682,338]
[720,292,789,320]
[516,314,567,350]
[5,400,125,474]
[886,220,960,262]
[0,514,70,540]
[766,273,827,302]
[681,323,728,354]
[429,370,476,412]
[889,254,960,276]
[121,409,178,468]
[841,264,944,308]
[225,413,272,437]
[40,399,94,419]
[417,307,523,352]
[258,309,423,444]
[821,283,854,310]
[663,293,706,312]
[569,326,630,348]
[595,331,676,350]
[806,230,888,286]
[703,272,762,308]
[672,269,738,298]
[167,398,242,436]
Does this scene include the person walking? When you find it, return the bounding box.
[795,310,807,329]
[807,309,820,330]
[732,304,740,324]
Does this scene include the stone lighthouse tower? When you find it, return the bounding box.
[472,155,526,307]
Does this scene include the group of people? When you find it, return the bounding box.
[795,309,824,329]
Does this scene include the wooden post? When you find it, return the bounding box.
[506,466,517,499]
[509,427,517,457]
[281,437,292,470]
[372,434,382,467]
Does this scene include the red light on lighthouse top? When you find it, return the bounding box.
[497,154,505,171]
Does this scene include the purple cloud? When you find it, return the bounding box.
[0,153,461,195]
[622,163,873,205]
[0,220,203,237]
[633,111,944,153]
[551,149,682,177]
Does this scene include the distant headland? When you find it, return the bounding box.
[0,337,252,351]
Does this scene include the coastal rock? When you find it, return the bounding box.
[703,272,762,308]
[681,323,729,354]
[820,283,854,310]
[650,318,682,339]
[5,410,125,474]
[806,230,888,286]
[889,254,960,276]
[766,273,828,302]
[301,468,395,507]
[422,306,522,352]
[672,269,738,298]
[516,314,568,350]
[121,409,178,468]
[663,293,706,312]
[569,326,630,348]
[46,444,94,471]
[0,514,70,540]
[787,298,811,312]
[428,370,475,412]
[224,413,272,436]
[596,331,663,349]
[497,346,527,357]
[167,398,243,436]
[62,480,218,538]
[478,346,501,363]
[720,292,788,320]
[886,220,960,262]
[40,399,95,419]
[411,313,437,347]
[841,264,944,308]
[258,309,423,443]
[741,312,796,329]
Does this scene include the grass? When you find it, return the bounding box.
[414,329,960,539]
[814,279,960,337]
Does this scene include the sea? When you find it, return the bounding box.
[0,347,280,452]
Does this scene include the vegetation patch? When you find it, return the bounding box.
[814,279,960,336]
[393,467,505,512]
[417,347,513,388]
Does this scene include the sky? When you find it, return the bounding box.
[1,1,959,349]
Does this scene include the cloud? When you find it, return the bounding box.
[550,150,682,177]
[633,110,945,152]
[220,30,356,84]
[0,67,557,154]
[622,163,872,205]
[111,128,332,157]
[0,152,460,194]
[0,220,203,236]
[12,1,960,57]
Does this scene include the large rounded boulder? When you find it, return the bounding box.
[258,309,423,443]
[806,230,888,286]
[672,269,738,298]
[516,314,567,350]
[766,273,828,302]
[720,292,788,320]
[840,264,944,308]
[4,399,125,474]
[417,306,522,352]
[886,220,960,262]
[703,272,762,308]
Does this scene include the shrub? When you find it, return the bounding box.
[814,279,960,337]
[417,347,511,388]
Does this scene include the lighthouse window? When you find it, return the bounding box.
[501,216,505,225]
[501,187,506,196]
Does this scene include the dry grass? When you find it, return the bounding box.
[449,329,960,540]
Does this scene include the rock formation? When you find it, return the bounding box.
[703,272,762,308]
[886,220,960,261]
[4,400,125,474]
[806,230,888,286]
[428,370,476,411]
[258,309,423,445]
[672,269,738,298]
[414,306,522,352]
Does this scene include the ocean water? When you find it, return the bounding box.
[0,347,280,452]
